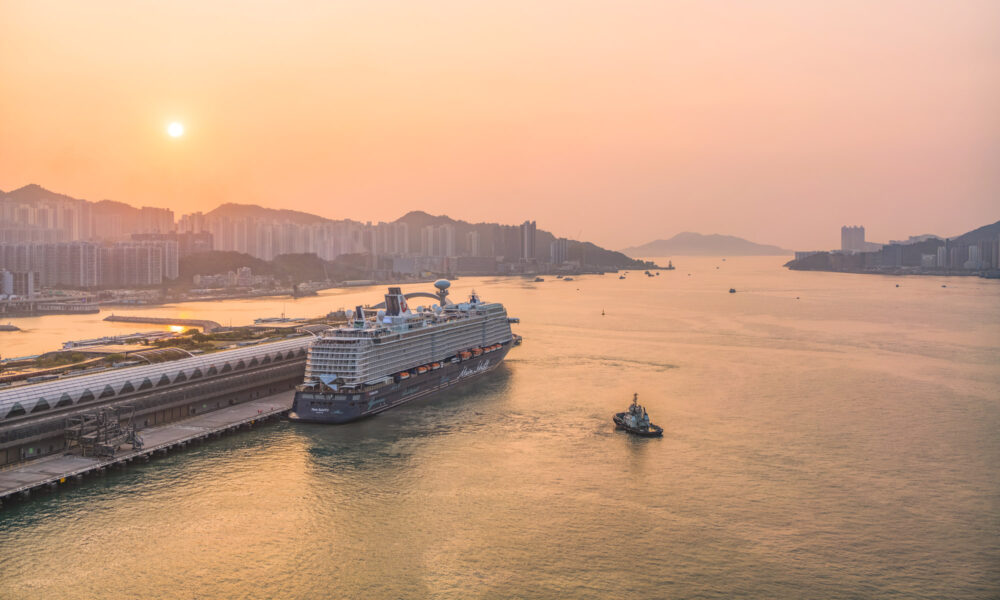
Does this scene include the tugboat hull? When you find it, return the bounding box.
[613,412,664,437]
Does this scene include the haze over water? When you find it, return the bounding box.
[1,258,998,598]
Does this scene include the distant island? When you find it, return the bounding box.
[622,232,791,257]
[785,219,1000,278]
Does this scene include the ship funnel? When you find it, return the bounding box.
[353,305,366,328]
[384,287,408,316]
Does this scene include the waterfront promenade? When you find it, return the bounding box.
[0,391,293,507]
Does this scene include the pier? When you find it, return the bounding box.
[0,391,293,507]
[103,314,223,332]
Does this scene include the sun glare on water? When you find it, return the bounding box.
[167,122,184,137]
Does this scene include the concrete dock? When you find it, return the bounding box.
[103,314,223,332]
[0,391,294,507]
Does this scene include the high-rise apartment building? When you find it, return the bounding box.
[0,241,176,288]
[466,231,481,257]
[0,270,35,297]
[0,190,93,242]
[841,226,866,253]
[519,220,536,260]
[137,206,175,233]
[420,224,456,257]
[550,237,568,265]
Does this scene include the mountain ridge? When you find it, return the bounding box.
[622,232,791,256]
[951,219,1000,246]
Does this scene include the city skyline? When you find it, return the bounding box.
[2,181,994,255]
[2,2,998,251]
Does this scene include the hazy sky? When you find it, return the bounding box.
[1,1,997,250]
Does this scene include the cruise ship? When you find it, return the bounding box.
[289,281,520,423]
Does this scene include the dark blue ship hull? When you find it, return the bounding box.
[288,344,512,424]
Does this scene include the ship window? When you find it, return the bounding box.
[138,378,153,391]
[207,366,218,376]
[31,399,50,413]
[221,364,232,373]
[99,385,116,399]
[190,368,203,379]
[174,372,188,384]
[119,381,135,394]
[261,355,272,364]
[56,393,73,408]
[156,374,171,387]
[248,357,259,367]
[78,389,95,402]
[235,360,246,370]
[5,403,26,418]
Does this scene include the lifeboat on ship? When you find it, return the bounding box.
[417,365,429,375]
[459,351,472,360]
[472,348,483,357]
[398,371,410,380]
[431,362,441,370]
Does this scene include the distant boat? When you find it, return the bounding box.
[613,393,663,437]
[0,322,20,332]
[729,288,736,293]
[619,275,626,279]
[534,277,545,282]
[601,308,605,316]
[564,277,574,281]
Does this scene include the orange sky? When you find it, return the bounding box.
[1,1,997,250]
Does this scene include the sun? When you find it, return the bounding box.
[167,122,184,137]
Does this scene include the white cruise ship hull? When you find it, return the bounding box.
[289,344,512,424]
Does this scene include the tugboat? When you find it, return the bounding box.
[613,393,663,437]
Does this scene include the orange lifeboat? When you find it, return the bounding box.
[472,348,483,357]
[417,366,429,375]
[459,351,472,360]
[399,372,410,380]
[431,362,441,370]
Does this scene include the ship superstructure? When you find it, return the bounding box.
[290,281,519,423]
